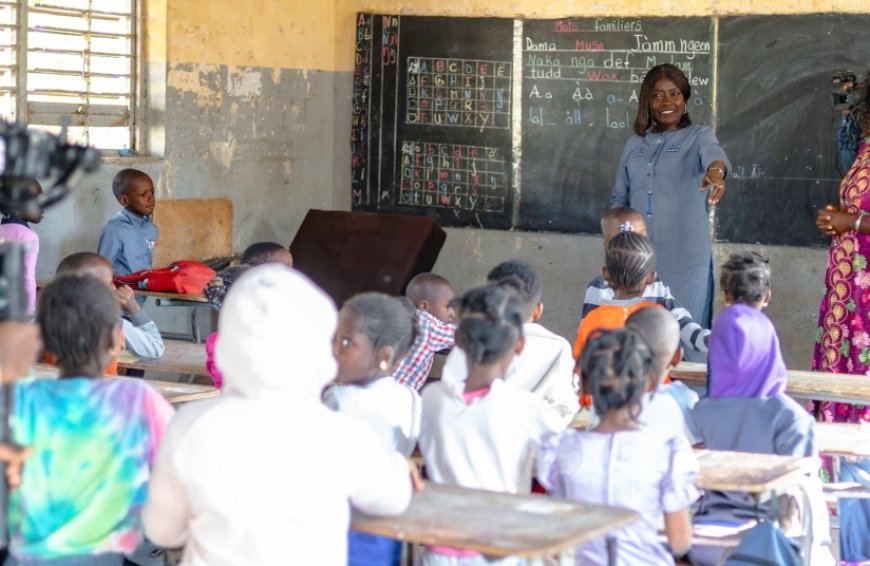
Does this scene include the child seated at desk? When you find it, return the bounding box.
[324,292,420,566]
[6,274,174,566]
[689,252,833,566]
[538,328,699,566]
[625,306,700,443]
[418,283,564,566]
[203,265,251,388]
[393,273,456,391]
[98,169,157,277]
[582,207,710,359]
[56,252,165,365]
[573,231,659,361]
[143,266,415,565]
[441,260,578,422]
[240,241,294,268]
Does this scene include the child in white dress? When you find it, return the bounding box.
[324,292,421,566]
[419,283,564,566]
[538,328,699,566]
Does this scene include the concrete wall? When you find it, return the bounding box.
[30,0,851,366]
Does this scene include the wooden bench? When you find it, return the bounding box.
[671,361,870,405]
[117,338,209,379]
[352,482,638,566]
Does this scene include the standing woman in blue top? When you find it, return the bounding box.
[611,63,730,329]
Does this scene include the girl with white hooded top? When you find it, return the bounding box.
[142,266,415,565]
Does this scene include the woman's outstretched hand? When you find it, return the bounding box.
[701,169,725,205]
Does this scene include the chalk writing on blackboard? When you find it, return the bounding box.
[406,57,512,130]
[522,19,712,132]
[399,141,508,211]
[351,13,373,206]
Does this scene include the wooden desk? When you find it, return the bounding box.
[32,363,219,404]
[671,362,870,405]
[117,339,208,378]
[147,380,219,404]
[694,449,817,494]
[816,422,870,458]
[352,482,638,562]
[133,289,209,304]
[132,289,211,342]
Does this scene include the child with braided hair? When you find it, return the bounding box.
[690,252,834,566]
[418,283,564,566]
[572,231,660,360]
[538,328,699,566]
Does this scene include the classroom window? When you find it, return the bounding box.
[0,0,138,151]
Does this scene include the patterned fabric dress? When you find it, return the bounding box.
[813,139,870,566]
[813,139,870,424]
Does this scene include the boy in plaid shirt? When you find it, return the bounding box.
[393,273,456,390]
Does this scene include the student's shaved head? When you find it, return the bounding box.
[405,273,453,304]
[626,306,680,375]
[601,206,647,243]
[56,252,113,286]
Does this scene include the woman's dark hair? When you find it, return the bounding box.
[579,328,653,419]
[720,252,771,305]
[634,63,692,136]
[343,292,418,363]
[605,231,656,295]
[205,265,251,310]
[38,274,120,369]
[454,284,525,365]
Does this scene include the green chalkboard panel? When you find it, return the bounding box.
[715,14,870,247]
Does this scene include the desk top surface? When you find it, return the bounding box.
[117,340,208,377]
[816,422,870,458]
[352,482,638,557]
[694,449,817,493]
[671,362,870,405]
[567,414,815,493]
[133,289,209,303]
[33,363,218,404]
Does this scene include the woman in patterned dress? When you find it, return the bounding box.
[813,83,870,566]
[814,86,870,422]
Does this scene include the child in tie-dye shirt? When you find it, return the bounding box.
[6,274,174,566]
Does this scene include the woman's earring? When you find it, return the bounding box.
[378,360,388,372]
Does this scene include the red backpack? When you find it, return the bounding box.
[114,260,217,295]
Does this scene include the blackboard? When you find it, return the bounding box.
[518,17,714,232]
[715,14,870,246]
[352,13,870,246]
[352,15,516,230]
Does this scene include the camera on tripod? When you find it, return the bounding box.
[832,69,865,112]
[0,120,100,321]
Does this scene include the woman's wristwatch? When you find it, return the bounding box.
[855,211,868,232]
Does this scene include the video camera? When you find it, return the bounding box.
[0,120,101,322]
[832,69,865,112]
